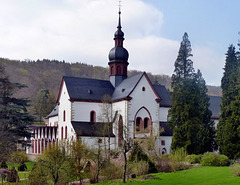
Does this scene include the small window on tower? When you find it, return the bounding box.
[142,87,145,91]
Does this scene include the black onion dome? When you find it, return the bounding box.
[108,46,129,63]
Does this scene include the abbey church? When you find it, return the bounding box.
[26,10,221,155]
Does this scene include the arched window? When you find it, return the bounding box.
[63,111,66,122]
[142,87,145,91]
[162,148,167,154]
[144,118,149,130]
[136,117,141,132]
[90,111,96,122]
[65,126,67,139]
[61,126,63,139]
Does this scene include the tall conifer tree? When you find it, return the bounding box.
[168,33,215,154]
[216,45,240,159]
[0,64,33,159]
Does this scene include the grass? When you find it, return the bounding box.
[98,166,240,185]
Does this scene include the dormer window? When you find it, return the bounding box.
[142,87,145,91]
[88,90,93,94]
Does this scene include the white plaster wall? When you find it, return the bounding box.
[159,107,170,122]
[48,116,58,127]
[58,82,74,139]
[128,75,160,137]
[157,136,172,154]
[112,101,128,138]
[81,136,117,150]
[72,102,103,122]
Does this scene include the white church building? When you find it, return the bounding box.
[26,10,221,155]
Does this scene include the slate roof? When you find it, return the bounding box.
[63,76,114,101]
[46,105,58,118]
[111,73,143,101]
[160,122,173,136]
[71,121,115,137]
[154,85,172,107]
[209,96,222,119]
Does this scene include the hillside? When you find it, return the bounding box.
[0,58,222,116]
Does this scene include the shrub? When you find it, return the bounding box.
[218,154,230,166]
[28,163,48,185]
[10,151,28,163]
[102,162,123,180]
[18,161,27,171]
[230,163,240,176]
[7,167,19,183]
[186,154,201,164]
[155,154,172,172]
[127,160,149,176]
[0,160,8,168]
[128,142,158,173]
[170,148,189,172]
[201,152,229,166]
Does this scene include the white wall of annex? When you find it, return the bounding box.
[159,107,170,122]
[157,136,172,154]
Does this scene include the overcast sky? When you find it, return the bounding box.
[0,0,239,86]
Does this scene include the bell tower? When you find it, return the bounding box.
[108,9,129,87]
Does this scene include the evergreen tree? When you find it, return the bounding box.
[216,45,240,159]
[0,63,33,159]
[168,33,215,154]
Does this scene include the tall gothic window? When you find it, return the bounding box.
[136,117,141,132]
[144,117,149,129]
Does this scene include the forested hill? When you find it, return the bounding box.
[0,58,221,116]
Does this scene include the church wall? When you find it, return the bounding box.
[72,102,103,122]
[58,82,74,139]
[112,100,128,143]
[159,107,170,122]
[81,136,117,150]
[128,75,160,138]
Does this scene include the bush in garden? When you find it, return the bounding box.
[186,154,201,164]
[18,161,27,171]
[0,160,8,168]
[169,147,189,171]
[128,142,158,173]
[127,160,149,176]
[218,154,230,166]
[10,151,28,163]
[230,163,240,176]
[201,152,229,166]
[102,162,123,180]
[155,154,172,172]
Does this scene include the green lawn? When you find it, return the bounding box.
[98,166,240,185]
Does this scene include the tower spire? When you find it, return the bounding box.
[108,3,129,87]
